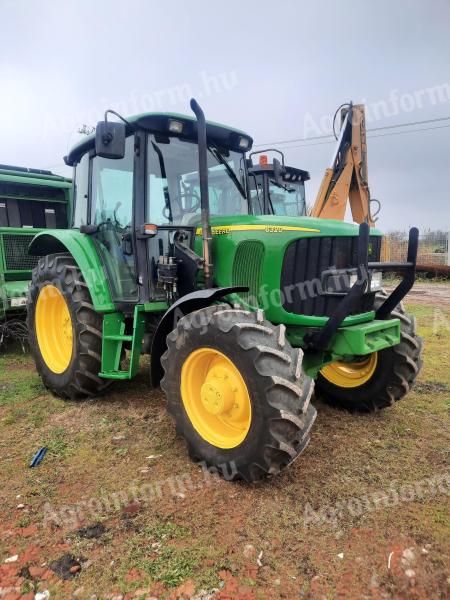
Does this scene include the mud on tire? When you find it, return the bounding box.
[27,253,111,400]
[161,305,317,482]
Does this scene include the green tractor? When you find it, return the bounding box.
[247,149,309,217]
[27,100,422,482]
[0,164,71,321]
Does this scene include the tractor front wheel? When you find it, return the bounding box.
[161,305,316,482]
[27,253,110,400]
[315,290,423,412]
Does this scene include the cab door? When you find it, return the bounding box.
[90,135,138,303]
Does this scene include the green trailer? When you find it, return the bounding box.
[0,165,71,319]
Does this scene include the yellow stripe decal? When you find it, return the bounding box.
[195,225,321,235]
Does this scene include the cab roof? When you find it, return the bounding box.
[249,163,310,182]
[0,164,72,188]
[65,112,254,166]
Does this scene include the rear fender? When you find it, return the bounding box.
[29,230,115,312]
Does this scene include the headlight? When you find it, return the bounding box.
[370,270,383,292]
[349,273,358,287]
[324,270,358,294]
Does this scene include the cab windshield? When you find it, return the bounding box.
[269,181,306,216]
[147,135,248,226]
[250,175,306,217]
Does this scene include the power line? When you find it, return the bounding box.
[369,123,450,139]
[265,123,450,151]
[253,115,450,148]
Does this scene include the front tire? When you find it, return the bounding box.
[315,290,423,412]
[27,253,110,400]
[161,305,316,482]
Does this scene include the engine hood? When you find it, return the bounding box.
[198,215,382,238]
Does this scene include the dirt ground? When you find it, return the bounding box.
[0,293,449,599]
[385,282,450,308]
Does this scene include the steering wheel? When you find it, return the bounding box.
[180,188,201,213]
[162,186,201,220]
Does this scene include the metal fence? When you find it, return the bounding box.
[382,230,449,267]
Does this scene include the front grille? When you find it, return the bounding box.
[281,235,382,317]
[232,241,265,307]
[1,233,39,271]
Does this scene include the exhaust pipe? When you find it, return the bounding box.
[190,98,213,288]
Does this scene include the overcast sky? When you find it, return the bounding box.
[1,0,449,231]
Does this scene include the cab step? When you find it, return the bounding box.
[98,370,133,380]
[103,334,133,342]
[99,307,146,380]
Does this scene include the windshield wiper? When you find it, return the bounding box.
[269,178,295,193]
[209,146,246,198]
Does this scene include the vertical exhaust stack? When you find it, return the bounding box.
[190,98,213,288]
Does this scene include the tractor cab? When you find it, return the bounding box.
[247,150,309,217]
[62,110,252,307]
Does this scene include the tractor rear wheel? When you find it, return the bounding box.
[315,290,423,412]
[27,253,110,400]
[161,305,316,482]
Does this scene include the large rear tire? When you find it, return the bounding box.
[161,305,316,482]
[27,253,110,400]
[315,290,423,412]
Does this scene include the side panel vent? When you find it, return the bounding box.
[232,241,265,307]
[1,233,40,271]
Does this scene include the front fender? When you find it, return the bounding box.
[29,230,115,313]
[150,286,248,387]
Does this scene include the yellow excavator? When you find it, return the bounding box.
[310,102,380,226]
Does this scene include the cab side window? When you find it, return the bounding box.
[73,153,89,228]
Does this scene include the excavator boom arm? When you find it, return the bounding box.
[310,104,375,226]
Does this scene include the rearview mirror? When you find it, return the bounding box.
[273,158,284,186]
[95,120,126,159]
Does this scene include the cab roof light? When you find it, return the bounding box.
[168,119,184,134]
[238,136,250,150]
[259,154,268,165]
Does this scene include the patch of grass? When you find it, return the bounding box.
[115,521,197,589]
[0,372,45,407]
[17,514,31,528]
[405,303,450,384]
[47,427,69,458]
[144,546,197,587]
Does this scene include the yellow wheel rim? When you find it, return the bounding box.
[35,284,73,374]
[180,347,252,449]
[320,353,378,388]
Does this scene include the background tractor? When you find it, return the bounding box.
[27,100,422,482]
[0,164,70,345]
[247,149,309,217]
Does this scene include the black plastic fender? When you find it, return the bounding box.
[150,286,248,387]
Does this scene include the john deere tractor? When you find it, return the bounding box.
[247,149,309,217]
[27,100,422,482]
